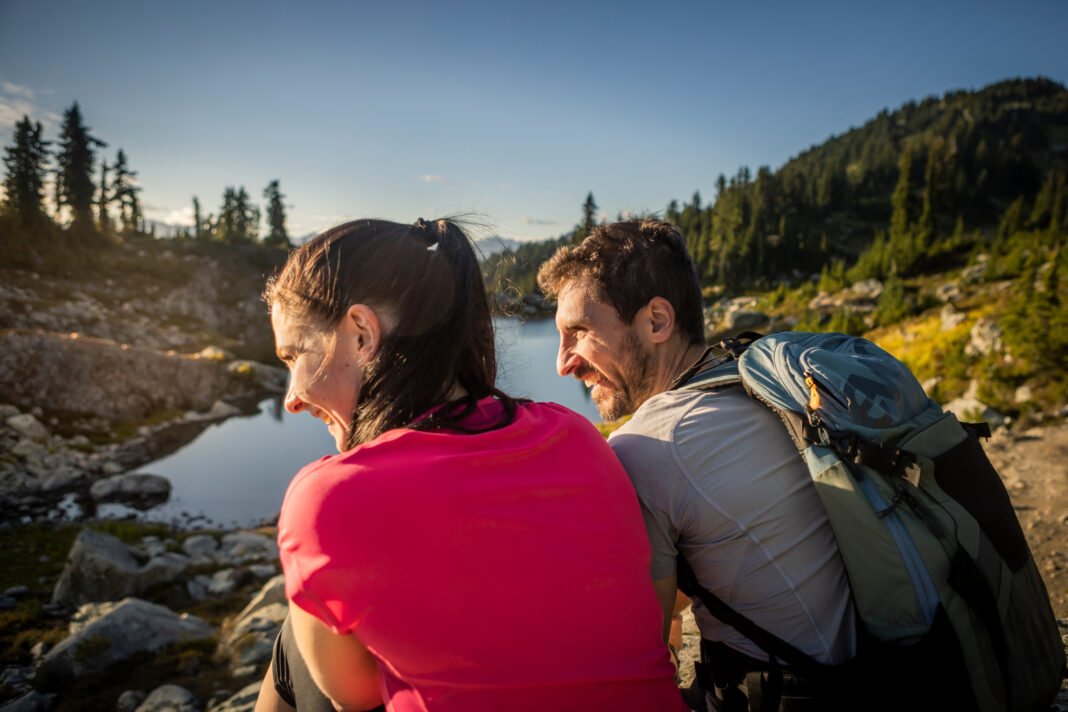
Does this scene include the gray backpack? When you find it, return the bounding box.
[676,331,1065,711]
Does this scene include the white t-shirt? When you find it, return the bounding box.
[609,386,856,665]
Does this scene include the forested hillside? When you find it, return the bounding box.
[485,77,1067,295]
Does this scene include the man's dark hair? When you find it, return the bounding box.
[537,218,705,345]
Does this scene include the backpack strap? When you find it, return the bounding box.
[675,553,827,680]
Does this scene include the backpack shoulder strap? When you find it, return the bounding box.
[676,552,827,679]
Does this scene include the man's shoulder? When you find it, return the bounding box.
[614,385,759,440]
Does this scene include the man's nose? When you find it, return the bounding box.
[557,341,582,377]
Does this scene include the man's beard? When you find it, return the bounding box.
[585,330,655,421]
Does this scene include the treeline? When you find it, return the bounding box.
[484,77,1068,297]
[673,77,1068,290]
[1,101,292,268]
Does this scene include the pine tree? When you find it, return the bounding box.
[110,149,141,233]
[569,192,599,244]
[2,115,51,228]
[192,196,203,240]
[54,102,105,227]
[262,180,290,248]
[217,187,238,243]
[97,159,111,235]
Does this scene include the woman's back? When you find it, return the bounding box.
[278,398,684,711]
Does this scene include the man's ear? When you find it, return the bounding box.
[646,297,676,345]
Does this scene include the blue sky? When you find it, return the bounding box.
[1,0,1066,242]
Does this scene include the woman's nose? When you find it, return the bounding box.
[283,385,305,414]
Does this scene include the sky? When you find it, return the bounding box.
[1,0,1066,243]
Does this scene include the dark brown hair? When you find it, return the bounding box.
[537,218,705,345]
[265,218,516,447]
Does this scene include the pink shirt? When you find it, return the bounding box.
[278,398,685,712]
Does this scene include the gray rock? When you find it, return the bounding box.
[3,585,29,598]
[939,305,967,332]
[187,577,209,602]
[207,568,246,596]
[134,685,199,712]
[6,414,49,441]
[139,552,192,589]
[52,529,142,607]
[218,532,277,563]
[69,600,122,634]
[117,690,147,712]
[89,473,171,509]
[39,466,85,492]
[51,529,189,608]
[934,282,962,303]
[849,278,884,301]
[101,461,125,475]
[965,318,1004,357]
[943,381,1008,430]
[141,536,169,558]
[206,682,260,712]
[0,404,20,419]
[0,331,260,422]
[0,690,56,712]
[724,310,768,330]
[29,641,48,661]
[38,598,214,679]
[247,564,276,579]
[960,263,987,284]
[182,534,218,557]
[0,596,16,610]
[208,401,241,419]
[0,665,32,687]
[11,440,47,463]
[1015,384,1034,403]
[235,575,285,622]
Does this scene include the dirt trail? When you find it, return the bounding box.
[984,422,1068,617]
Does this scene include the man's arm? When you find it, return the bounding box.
[288,604,383,712]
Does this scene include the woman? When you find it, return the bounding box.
[256,218,685,712]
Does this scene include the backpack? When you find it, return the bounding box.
[673,330,1065,712]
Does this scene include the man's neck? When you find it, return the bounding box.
[650,340,709,399]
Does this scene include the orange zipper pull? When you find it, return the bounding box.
[805,375,820,411]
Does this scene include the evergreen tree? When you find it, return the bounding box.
[97,158,111,234]
[262,180,290,248]
[2,115,51,228]
[569,192,599,244]
[110,149,141,233]
[54,102,105,227]
[192,195,204,240]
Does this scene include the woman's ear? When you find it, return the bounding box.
[344,304,385,362]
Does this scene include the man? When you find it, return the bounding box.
[537,219,856,710]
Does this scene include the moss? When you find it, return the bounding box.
[88,520,175,546]
[71,634,111,666]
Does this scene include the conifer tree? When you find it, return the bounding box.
[54,102,105,227]
[570,192,598,244]
[262,180,290,248]
[110,149,141,233]
[97,159,111,234]
[192,196,203,239]
[2,115,51,228]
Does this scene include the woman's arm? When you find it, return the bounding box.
[253,661,296,712]
[288,604,384,712]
